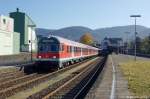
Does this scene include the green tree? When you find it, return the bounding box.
[136,36,142,53]
[140,36,150,54]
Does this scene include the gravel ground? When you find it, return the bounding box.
[8,57,99,99]
[0,66,19,73]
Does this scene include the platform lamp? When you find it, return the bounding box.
[28,25,36,62]
[130,15,141,61]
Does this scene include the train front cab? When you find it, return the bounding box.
[36,37,62,70]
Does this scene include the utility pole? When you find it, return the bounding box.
[130,15,141,61]
[125,32,130,54]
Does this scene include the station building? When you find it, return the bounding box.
[10,8,37,52]
[0,15,20,55]
[0,8,37,55]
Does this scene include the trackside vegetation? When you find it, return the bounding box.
[129,36,150,54]
[119,61,150,96]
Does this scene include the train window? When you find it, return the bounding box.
[39,46,43,51]
[67,46,69,52]
[70,46,72,53]
[76,47,78,52]
[77,47,79,52]
[73,46,75,52]
[59,45,62,51]
[74,47,76,52]
[61,45,64,51]
[78,47,81,52]
[39,46,43,52]
[50,44,59,52]
[38,44,49,52]
[38,43,60,52]
[60,45,64,51]
[83,48,85,52]
[76,47,77,52]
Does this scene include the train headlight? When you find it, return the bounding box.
[53,56,56,58]
[38,56,41,58]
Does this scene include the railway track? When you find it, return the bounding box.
[26,58,100,99]
[0,57,99,99]
[0,71,22,78]
[26,57,106,99]
[0,73,43,91]
[0,70,20,77]
[0,71,25,83]
[0,67,26,83]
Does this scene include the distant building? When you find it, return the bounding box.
[101,38,110,50]
[0,15,20,55]
[10,8,37,52]
[93,41,100,48]
[101,37,123,53]
[107,38,123,47]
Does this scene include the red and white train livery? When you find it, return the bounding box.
[36,36,99,69]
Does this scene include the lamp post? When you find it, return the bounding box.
[28,25,36,62]
[130,15,141,61]
[125,32,130,55]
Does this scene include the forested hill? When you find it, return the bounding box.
[36,25,149,41]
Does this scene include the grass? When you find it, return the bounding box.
[119,60,150,97]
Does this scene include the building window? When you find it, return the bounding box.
[3,19,6,24]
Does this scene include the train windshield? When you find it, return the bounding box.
[39,44,60,52]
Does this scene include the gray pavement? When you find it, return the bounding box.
[85,54,147,99]
[85,55,113,99]
[112,54,133,99]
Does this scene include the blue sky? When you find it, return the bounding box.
[0,0,149,29]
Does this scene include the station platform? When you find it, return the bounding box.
[85,54,150,99]
[0,52,31,66]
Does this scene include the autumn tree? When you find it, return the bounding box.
[80,33,94,45]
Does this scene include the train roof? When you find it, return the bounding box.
[48,35,99,50]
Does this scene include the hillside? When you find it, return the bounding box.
[51,26,93,41]
[35,28,56,37]
[94,25,148,41]
[35,25,149,42]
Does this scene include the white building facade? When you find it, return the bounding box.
[0,15,14,55]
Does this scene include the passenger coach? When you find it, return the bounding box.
[36,36,99,69]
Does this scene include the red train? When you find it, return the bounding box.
[35,36,99,69]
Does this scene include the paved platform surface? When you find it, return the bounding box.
[85,54,150,99]
[85,55,113,99]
